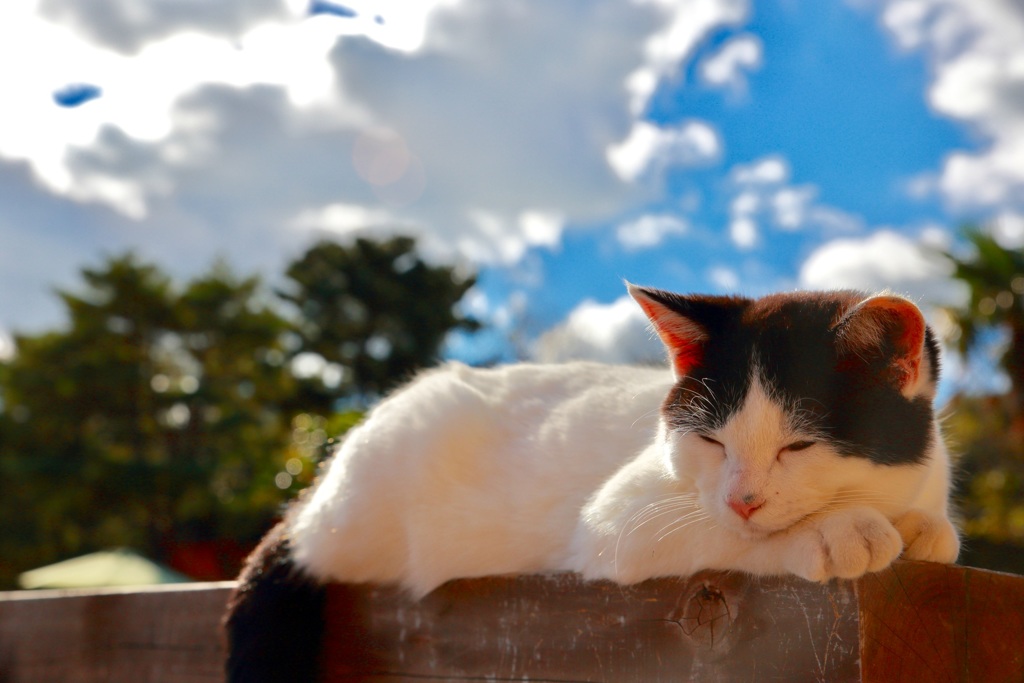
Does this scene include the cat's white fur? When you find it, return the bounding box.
[291,358,959,597]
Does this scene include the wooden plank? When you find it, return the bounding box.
[320,570,861,682]
[858,561,1024,683]
[0,582,234,683]
[1,561,1022,683]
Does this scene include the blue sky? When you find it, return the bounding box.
[1,0,1022,393]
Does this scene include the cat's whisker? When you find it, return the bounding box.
[654,513,714,543]
[827,493,893,503]
[622,497,702,535]
[652,509,712,536]
[826,490,905,506]
[668,383,723,433]
[640,491,702,502]
[627,503,702,534]
[630,406,663,429]
[696,378,718,403]
[615,499,689,556]
[621,495,699,518]
[814,492,908,516]
[627,498,700,517]
[614,496,710,574]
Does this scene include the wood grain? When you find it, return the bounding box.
[0,582,233,683]
[1,562,1022,683]
[857,561,1024,683]
[320,570,861,682]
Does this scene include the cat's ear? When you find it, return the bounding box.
[834,294,929,396]
[628,283,708,378]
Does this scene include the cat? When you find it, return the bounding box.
[224,284,960,682]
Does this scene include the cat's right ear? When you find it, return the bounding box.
[834,294,930,397]
[627,283,708,379]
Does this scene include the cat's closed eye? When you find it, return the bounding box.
[698,434,724,447]
[782,440,815,452]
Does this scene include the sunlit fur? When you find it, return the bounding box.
[569,374,957,586]
[291,362,673,597]
[289,290,960,597]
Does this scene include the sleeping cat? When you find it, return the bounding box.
[224,284,959,682]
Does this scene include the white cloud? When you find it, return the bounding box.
[726,154,863,249]
[799,229,968,307]
[772,186,816,230]
[0,2,722,272]
[0,0,758,334]
[36,0,449,55]
[532,296,665,366]
[730,155,788,184]
[519,211,564,251]
[627,0,750,114]
[876,0,1024,215]
[699,33,762,93]
[730,215,759,248]
[460,210,564,264]
[0,7,366,217]
[36,0,292,54]
[606,120,721,182]
[708,266,740,291]
[990,210,1024,249]
[290,202,403,234]
[615,213,688,250]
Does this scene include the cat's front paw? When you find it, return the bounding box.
[894,509,960,563]
[791,507,903,582]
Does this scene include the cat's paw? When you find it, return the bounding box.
[791,508,903,582]
[894,509,960,563]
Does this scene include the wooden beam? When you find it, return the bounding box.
[0,582,233,683]
[858,561,1024,682]
[320,569,860,681]
[1,561,1022,682]
[319,561,1024,682]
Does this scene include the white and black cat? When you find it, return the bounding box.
[224,284,959,681]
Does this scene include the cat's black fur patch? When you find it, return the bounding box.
[652,289,936,466]
[224,520,325,683]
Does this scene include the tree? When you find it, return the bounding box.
[941,227,1024,574]
[944,228,1024,425]
[0,256,180,574]
[158,263,301,550]
[0,238,482,587]
[279,237,479,409]
[0,256,299,586]
[944,394,1024,548]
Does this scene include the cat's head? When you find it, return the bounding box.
[630,284,942,537]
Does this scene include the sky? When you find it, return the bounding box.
[1,0,1023,395]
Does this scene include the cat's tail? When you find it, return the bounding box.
[223,520,326,683]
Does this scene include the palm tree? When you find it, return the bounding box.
[944,227,1024,427]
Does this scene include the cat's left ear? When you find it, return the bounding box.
[628,283,708,379]
[835,295,930,397]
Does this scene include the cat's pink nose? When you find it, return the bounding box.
[727,494,764,520]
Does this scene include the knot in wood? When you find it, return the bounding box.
[671,582,735,652]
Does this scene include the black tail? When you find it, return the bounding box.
[223,521,326,683]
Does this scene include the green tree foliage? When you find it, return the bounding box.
[159,263,300,543]
[944,228,1024,420]
[279,236,479,409]
[941,228,1024,573]
[0,256,297,585]
[0,237,480,588]
[945,395,1024,544]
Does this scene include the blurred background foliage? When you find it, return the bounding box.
[0,236,476,587]
[942,230,1024,573]
[1,230,1023,588]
